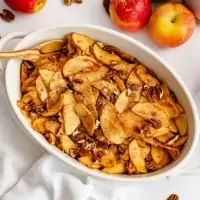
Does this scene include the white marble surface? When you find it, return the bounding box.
[1,0,200,199]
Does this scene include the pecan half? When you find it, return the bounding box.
[142,85,164,102]
[72,132,85,139]
[74,0,83,3]
[167,194,179,200]
[64,0,72,5]
[142,85,154,99]
[64,0,83,6]
[145,119,162,129]
[0,9,15,23]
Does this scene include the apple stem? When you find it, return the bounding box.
[171,17,176,23]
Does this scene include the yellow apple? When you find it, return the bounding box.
[148,3,196,48]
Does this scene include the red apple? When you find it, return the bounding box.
[109,0,152,32]
[4,0,47,13]
[148,3,196,48]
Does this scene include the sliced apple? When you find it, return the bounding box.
[128,162,137,174]
[176,103,184,114]
[119,111,144,137]
[74,81,98,119]
[49,71,67,93]
[73,66,108,84]
[21,91,33,103]
[136,65,159,87]
[21,77,36,92]
[174,114,188,136]
[32,117,47,134]
[102,44,135,63]
[126,70,143,87]
[29,69,39,78]
[139,143,151,159]
[80,66,109,82]
[22,90,42,106]
[129,139,147,173]
[151,146,165,164]
[42,94,64,117]
[169,120,178,133]
[78,156,101,169]
[30,90,42,105]
[111,62,136,74]
[93,148,116,168]
[102,161,125,174]
[36,76,48,102]
[78,82,96,105]
[63,56,99,77]
[39,69,55,87]
[148,151,170,170]
[168,148,181,161]
[113,75,126,92]
[145,126,169,137]
[38,62,60,72]
[127,85,142,105]
[100,102,127,144]
[167,135,180,146]
[72,73,88,91]
[20,61,29,86]
[44,120,60,134]
[93,88,100,103]
[71,33,95,55]
[156,132,175,143]
[132,102,170,127]
[33,56,54,67]
[23,86,37,92]
[92,80,119,97]
[60,134,75,154]
[142,137,179,152]
[171,136,188,148]
[159,96,180,119]
[63,92,80,135]
[46,91,61,110]
[75,103,95,136]
[115,90,129,113]
[92,43,122,65]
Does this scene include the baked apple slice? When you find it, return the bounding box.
[100,102,127,144]
[63,92,80,135]
[39,69,55,87]
[115,90,129,113]
[36,76,48,102]
[63,56,99,77]
[136,65,159,87]
[129,139,147,173]
[71,33,95,55]
[75,103,95,136]
[92,43,121,65]
[132,102,170,127]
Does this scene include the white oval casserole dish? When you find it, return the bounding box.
[3,24,199,182]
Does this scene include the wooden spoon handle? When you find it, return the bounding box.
[0,49,42,61]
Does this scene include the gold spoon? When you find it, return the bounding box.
[0,39,65,61]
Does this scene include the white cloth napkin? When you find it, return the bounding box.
[1,153,140,200]
[0,38,140,200]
